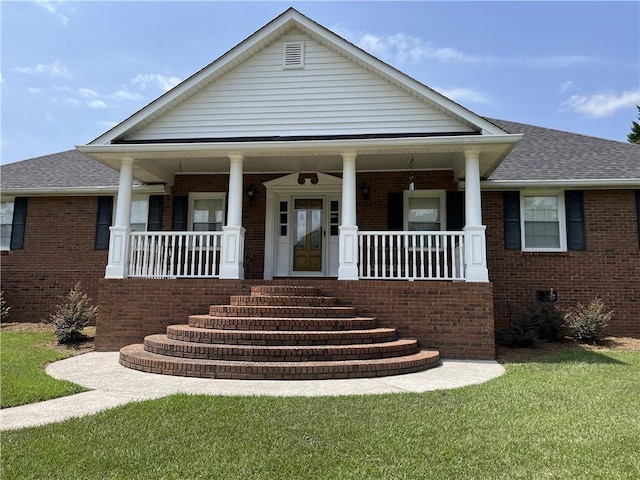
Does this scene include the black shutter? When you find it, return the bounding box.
[503,192,521,250]
[446,191,465,231]
[147,195,164,231]
[172,196,188,231]
[565,191,586,250]
[387,192,403,230]
[635,190,640,246]
[9,197,28,250]
[95,196,113,250]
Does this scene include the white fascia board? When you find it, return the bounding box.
[476,179,640,190]
[79,134,522,158]
[0,184,167,198]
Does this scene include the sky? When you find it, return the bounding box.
[1,1,639,165]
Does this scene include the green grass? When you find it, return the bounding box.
[0,329,87,408]
[2,347,639,479]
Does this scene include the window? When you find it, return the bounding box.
[0,201,14,250]
[130,198,149,232]
[404,190,446,232]
[189,194,225,232]
[521,194,566,251]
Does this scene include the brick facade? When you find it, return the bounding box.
[96,278,495,359]
[2,175,638,349]
[1,196,107,322]
[485,189,640,335]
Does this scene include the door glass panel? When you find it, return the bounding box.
[293,199,323,272]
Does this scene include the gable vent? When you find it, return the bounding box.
[283,41,304,69]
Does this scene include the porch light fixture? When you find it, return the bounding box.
[246,184,256,205]
[408,155,415,191]
[360,182,370,202]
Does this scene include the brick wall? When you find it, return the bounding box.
[485,189,640,335]
[96,278,495,359]
[1,196,107,322]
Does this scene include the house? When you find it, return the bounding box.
[1,9,638,367]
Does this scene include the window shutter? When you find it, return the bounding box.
[446,191,465,231]
[503,192,521,250]
[147,195,164,231]
[9,197,28,250]
[387,193,403,230]
[95,196,113,250]
[565,191,586,250]
[636,190,640,246]
[172,196,188,231]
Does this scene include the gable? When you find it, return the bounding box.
[124,31,477,143]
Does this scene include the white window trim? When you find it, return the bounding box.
[113,195,150,232]
[403,189,447,232]
[188,193,226,231]
[0,198,15,251]
[520,190,567,252]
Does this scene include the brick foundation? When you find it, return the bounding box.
[96,278,495,359]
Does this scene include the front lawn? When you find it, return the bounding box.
[2,347,639,479]
[0,327,87,408]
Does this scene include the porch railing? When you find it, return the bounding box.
[129,232,223,278]
[358,231,466,281]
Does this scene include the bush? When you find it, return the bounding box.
[496,324,537,348]
[1,291,10,321]
[50,283,98,344]
[565,298,612,344]
[520,302,566,342]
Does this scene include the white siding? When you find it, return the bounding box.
[126,31,474,141]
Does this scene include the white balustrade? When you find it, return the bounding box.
[128,231,223,278]
[358,231,466,281]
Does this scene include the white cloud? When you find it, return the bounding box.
[559,81,574,94]
[561,88,640,118]
[0,73,4,84]
[112,87,144,101]
[350,31,492,66]
[432,87,491,105]
[79,88,99,98]
[524,55,598,69]
[36,0,71,26]
[131,73,182,92]
[88,100,108,109]
[27,87,42,94]
[14,60,71,79]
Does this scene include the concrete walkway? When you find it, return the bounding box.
[1,352,505,431]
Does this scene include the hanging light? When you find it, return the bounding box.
[408,155,415,191]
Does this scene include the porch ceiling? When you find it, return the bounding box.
[77,135,520,185]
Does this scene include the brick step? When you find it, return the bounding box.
[167,325,398,345]
[208,305,358,318]
[250,285,319,296]
[143,334,419,361]
[229,295,339,307]
[189,315,377,331]
[119,344,441,380]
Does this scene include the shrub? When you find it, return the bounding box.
[495,324,537,348]
[50,283,98,344]
[1,291,10,321]
[565,298,612,344]
[520,301,566,342]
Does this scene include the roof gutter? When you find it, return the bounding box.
[478,178,640,190]
[0,184,167,198]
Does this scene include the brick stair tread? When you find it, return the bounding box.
[189,315,377,331]
[209,305,357,318]
[119,344,441,380]
[143,334,418,361]
[230,295,339,307]
[251,286,318,296]
[167,325,398,345]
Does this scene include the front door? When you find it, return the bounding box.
[293,198,323,272]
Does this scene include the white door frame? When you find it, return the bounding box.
[263,172,342,279]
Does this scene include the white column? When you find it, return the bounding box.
[219,154,246,279]
[105,157,134,279]
[463,149,489,282]
[338,151,359,280]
